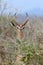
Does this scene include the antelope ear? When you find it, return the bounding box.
[21,18,29,27]
[10,21,16,27]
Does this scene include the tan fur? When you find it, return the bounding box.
[17,29,24,40]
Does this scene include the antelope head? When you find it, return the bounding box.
[10,13,29,39]
[11,18,28,30]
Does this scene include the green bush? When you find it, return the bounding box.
[21,43,41,65]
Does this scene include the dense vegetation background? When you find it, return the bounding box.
[0,0,43,65]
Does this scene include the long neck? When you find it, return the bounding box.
[17,29,24,40]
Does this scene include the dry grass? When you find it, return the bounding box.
[0,15,43,65]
